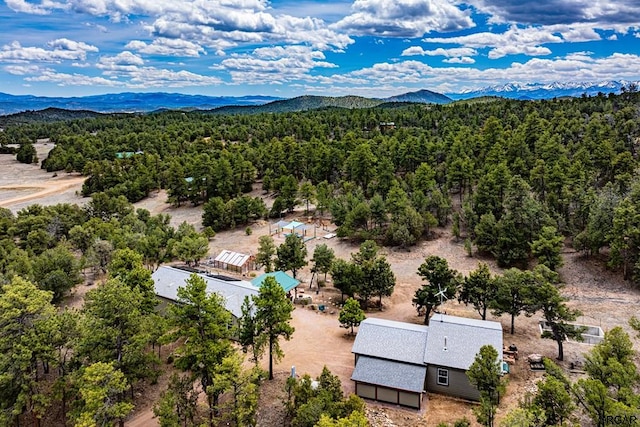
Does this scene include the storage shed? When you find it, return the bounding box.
[212,250,255,275]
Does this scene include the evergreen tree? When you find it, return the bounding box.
[490,268,537,334]
[533,366,575,425]
[256,235,276,273]
[530,226,564,271]
[16,143,37,164]
[530,266,582,361]
[339,298,366,335]
[153,373,199,427]
[466,345,505,427]
[311,244,335,282]
[0,276,56,426]
[575,327,640,426]
[253,276,295,380]
[330,258,361,303]
[413,256,460,325]
[459,263,496,320]
[32,244,82,303]
[275,234,308,279]
[108,248,156,313]
[73,362,134,427]
[78,278,156,395]
[169,274,234,425]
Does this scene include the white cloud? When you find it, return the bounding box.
[443,56,475,64]
[214,45,337,85]
[25,70,120,87]
[563,51,593,61]
[401,46,477,57]
[608,34,618,40]
[325,53,640,94]
[8,0,352,54]
[4,65,42,75]
[467,0,640,27]
[5,0,64,14]
[488,45,551,59]
[23,62,222,89]
[48,38,99,53]
[124,67,222,88]
[421,25,581,58]
[98,51,144,66]
[332,0,474,37]
[125,38,206,57]
[0,39,99,63]
[552,24,601,42]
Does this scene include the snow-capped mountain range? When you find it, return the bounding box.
[448,80,640,100]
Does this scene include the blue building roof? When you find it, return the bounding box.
[251,271,300,293]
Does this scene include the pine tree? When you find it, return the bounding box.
[253,276,295,380]
[339,298,366,335]
[466,345,505,427]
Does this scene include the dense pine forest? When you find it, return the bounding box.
[1,89,640,426]
[4,90,640,276]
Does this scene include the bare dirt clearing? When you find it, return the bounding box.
[0,143,86,211]
[2,146,639,426]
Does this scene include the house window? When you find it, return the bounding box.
[437,368,449,386]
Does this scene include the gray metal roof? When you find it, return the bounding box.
[351,356,427,393]
[351,318,429,365]
[424,314,503,370]
[152,266,258,318]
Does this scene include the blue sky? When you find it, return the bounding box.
[1,0,640,97]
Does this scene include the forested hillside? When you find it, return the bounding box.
[2,88,640,426]
[2,89,640,281]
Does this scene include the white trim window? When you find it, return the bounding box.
[437,368,449,386]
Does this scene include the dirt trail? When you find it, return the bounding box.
[0,176,86,207]
[0,143,86,211]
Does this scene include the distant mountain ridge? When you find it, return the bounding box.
[0,92,282,116]
[1,80,638,116]
[0,91,453,116]
[385,89,452,104]
[448,80,640,100]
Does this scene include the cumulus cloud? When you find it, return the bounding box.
[98,51,144,67]
[125,38,206,57]
[4,64,42,75]
[48,38,99,53]
[319,53,640,95]
[468,0,640,26]
[25,70,120,86]
[214,45,337,85]
[443,56,475,64]
[401,46,477,57]
[24,61,223,89]
[420,24,602,58]
[8,0,352,54]
[5,0,64,14]
[332,0,474,37]
[0,39,99,63]
[123,67,222,88]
